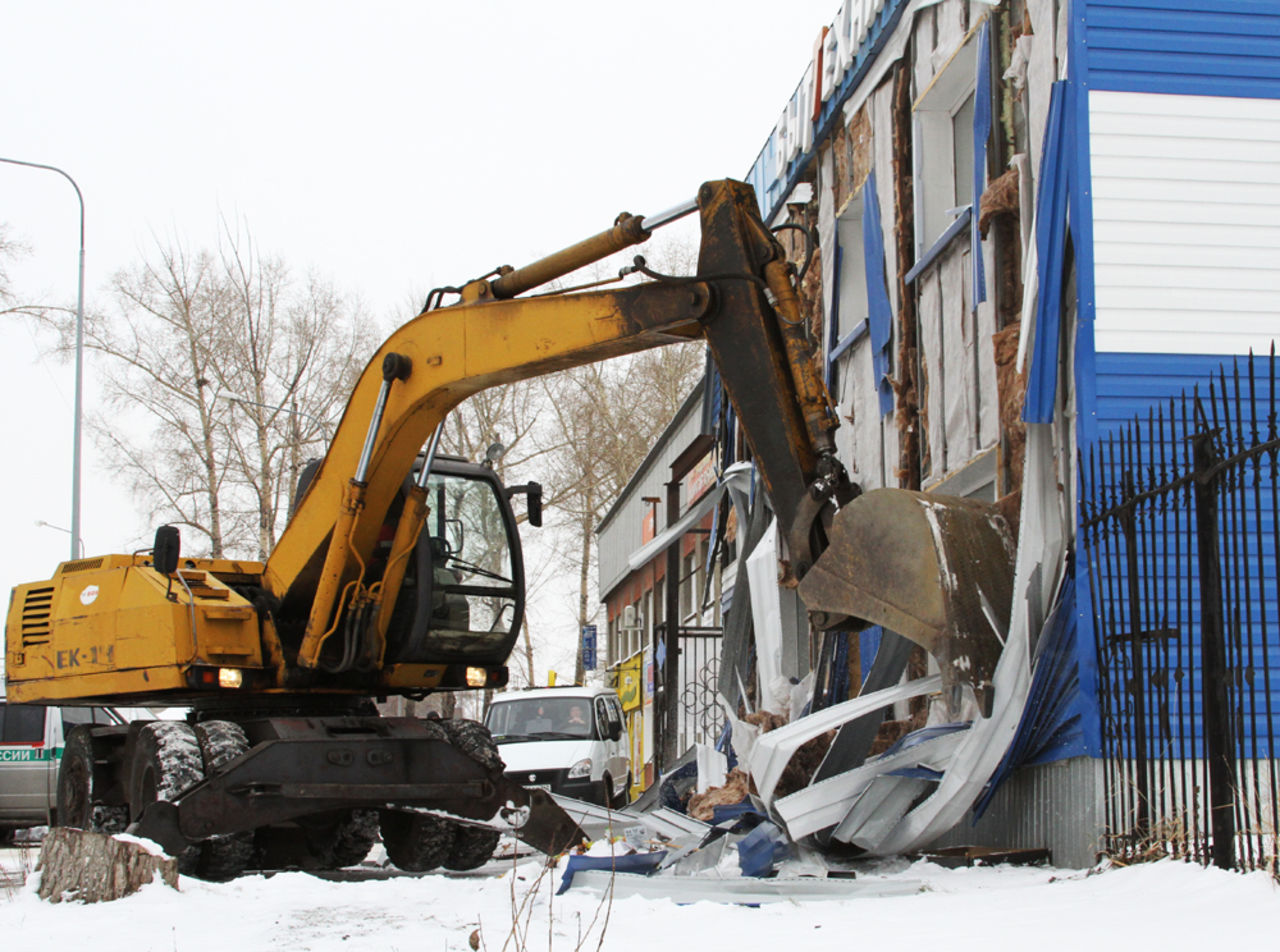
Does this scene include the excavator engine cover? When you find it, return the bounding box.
[798,489,1015,717]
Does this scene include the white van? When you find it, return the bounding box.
[484,686,629,808]
[0,697,131,843]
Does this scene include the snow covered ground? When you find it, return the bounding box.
[2,842,1276,952]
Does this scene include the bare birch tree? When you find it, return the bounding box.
[43,232,375,559]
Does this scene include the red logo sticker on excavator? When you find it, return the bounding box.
[79,584,99,606]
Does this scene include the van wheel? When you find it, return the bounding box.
[192,721,254,880]
[57,726,128,833]
[129,722,204,875]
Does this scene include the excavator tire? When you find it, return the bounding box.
[192,720,254,881]
[324,809,379,868]
[129,721,204,875]
[441,718,504,773]
[444,824,501,872]
[56,725,128,834]
[379,810,455,872]
[377,718,456,872]
[439,718,502,870]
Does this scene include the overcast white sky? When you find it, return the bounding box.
[1,0,841,678]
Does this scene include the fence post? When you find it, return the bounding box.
[1191,427,1235,869]
[1119,470,1151,837]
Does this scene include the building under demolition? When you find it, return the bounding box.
[598,0,1280,871]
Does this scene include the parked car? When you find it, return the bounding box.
[484,686,629,807]
[0,696,131,843]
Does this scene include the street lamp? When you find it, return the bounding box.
[34,519,85,558]
[2,156,86,561]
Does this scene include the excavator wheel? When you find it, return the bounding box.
[129,721,205,875]
[56,725,128,834]
[379,809,455,872]
[323,809,379,868]
[439,718,502,870]
[444,824,501,872]
[192,720,255,881]
[440,718,504,772]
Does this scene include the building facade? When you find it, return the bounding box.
[600,0,1280,867]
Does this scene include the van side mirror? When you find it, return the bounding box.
[608,721,623,742]
[154,525,180,576]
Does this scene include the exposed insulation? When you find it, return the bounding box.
[891,64,921,490]
[832,106,873,214]
[686,768,750,821]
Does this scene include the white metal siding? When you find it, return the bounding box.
[1089,90,1280,355]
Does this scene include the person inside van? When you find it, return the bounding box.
[567,704,587,728]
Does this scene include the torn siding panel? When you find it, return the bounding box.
[977,265,1001,454]
[871,81,900,318]
[913,7,937,99]
[1026,0,1059,188]
[819,147,838,355]
[941,245,974,470]
[918,266,944,479]
[847,340,885,491]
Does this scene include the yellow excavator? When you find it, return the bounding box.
[4,180,1012,878]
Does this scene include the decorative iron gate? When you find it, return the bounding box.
[1081,350,1280,872]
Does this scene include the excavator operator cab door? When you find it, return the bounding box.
[385,455,526,667]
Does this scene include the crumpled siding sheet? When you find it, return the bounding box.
[745,519,808,714]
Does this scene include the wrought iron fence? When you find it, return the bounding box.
[1081,350,1280,873]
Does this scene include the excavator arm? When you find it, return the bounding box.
[268,179,856,681]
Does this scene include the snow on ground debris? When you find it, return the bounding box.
[2,846,1277,952]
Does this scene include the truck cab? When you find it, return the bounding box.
[484,686,629,808]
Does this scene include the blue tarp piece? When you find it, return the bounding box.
[861,171,895,416]
[558,850,668,894]
[1023,81,1071,423]
[879,722,971,758]
[971,20,991,311]
[737,821,791,878]
[974,565,1089,818]
[859,626,884,687]
[711,803,769,833]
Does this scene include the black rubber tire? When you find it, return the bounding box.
[57,727,128,834]
[129,721,204,875]
[438,718,503,869]
[445,824,502,872]
[325,809,379,868]
[440,719,504,773]
[192,720,254,881]
[379,809,455,872]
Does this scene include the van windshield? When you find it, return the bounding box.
[485,698,594,743]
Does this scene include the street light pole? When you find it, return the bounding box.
[1,156,86,561]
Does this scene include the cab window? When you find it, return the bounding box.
[0,703,46,744]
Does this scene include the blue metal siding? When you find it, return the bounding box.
[1091,351,1280,754]
[1083,0,1280,99]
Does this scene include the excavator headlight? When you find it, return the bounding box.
[218,667,243,689]
[465,666,488,688]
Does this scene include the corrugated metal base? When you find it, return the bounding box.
[925,756,1104,869]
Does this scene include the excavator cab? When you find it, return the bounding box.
[380,453,526,668]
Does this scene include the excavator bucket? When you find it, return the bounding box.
[798,489,1015,717]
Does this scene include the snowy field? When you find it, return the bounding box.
[2,842,1276,952]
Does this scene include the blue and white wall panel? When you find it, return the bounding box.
[1082,0,1280,429]
[1090,90,1280,407]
